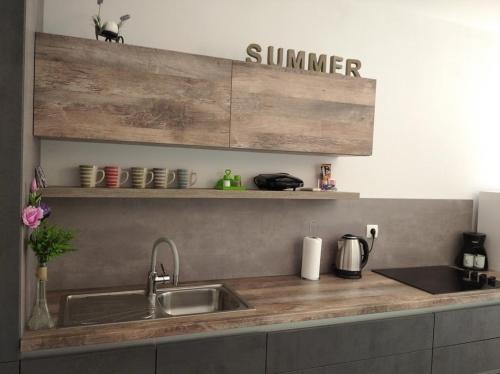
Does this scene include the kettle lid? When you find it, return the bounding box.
[342,234,358,240]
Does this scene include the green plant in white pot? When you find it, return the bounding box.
[22,178,76,330]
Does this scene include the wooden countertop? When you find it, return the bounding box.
[21,272,500,352]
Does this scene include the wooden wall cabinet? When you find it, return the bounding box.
[230,62,376,155]
[34,33,376,156]
[34,33,232,148]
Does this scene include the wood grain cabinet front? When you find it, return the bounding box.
[230,62,376,155]
[34,33,377,156]
[156,333,267,374]
[266,314,434,374]
[20,345,156,374]
[34,33,232,148]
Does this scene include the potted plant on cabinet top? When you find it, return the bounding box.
[22,178,76,330]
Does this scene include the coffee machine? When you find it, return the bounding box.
[456,232,488,270]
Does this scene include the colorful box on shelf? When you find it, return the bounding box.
[215,169,246,191]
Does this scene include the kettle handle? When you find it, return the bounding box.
[359,238,370,269]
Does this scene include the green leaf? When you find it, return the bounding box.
[29,221,77,265]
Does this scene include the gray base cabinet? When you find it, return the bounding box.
[20,346,155,374]
[156,333,266,374]
[267,314,434,373]
[18,303,500,374]
[434,304,500,347]
[433,338,500,374]
[287,350,432,374]
[433,304,500,374]
[0,362,19,374]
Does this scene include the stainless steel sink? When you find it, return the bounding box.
[156,284,250,317]
[62,290,156,326]
[61,284,251,327]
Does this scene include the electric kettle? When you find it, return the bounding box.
[333,234,370,279]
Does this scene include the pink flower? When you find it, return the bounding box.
[22,206,44,229]
[30,178,38,193]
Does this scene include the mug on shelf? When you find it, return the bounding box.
[104,166,129,188]
[79,165,105,188]
[153,168,176,189]
[131,167,154,189]
[176,169,197,189]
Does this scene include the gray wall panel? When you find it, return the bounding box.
[44,198,472,290]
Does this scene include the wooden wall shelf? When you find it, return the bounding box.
[42,187,360,200]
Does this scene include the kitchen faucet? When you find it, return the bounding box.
[146,238,179,299]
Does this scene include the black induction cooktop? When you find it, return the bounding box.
[373,266,499,295]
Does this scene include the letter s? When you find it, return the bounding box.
[246,43,262,63]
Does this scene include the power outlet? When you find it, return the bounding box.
[367,224,379,238]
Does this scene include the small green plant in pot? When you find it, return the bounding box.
[22,178,76,330]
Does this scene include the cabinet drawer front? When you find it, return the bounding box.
[435,304,500,347]
[433,338,500,374]
[156,333,266,374]
[289,350,432,374]
[0,362,19,374]
[20,346,155,374]
[267,314,434,374]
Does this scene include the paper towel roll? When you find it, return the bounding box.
[301,236,322,280]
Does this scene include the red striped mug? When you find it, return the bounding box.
[104,166,129,188]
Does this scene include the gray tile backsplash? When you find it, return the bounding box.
[44,198,473,290]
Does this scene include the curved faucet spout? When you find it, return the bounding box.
[146,238,180,299]
[150,237,179,286]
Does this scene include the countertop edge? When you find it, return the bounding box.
[21,296,500,359]
[20,273,500,355]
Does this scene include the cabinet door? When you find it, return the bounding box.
[34,33,232,148]
[288,350,432,374]
[434,304,500,347]
[432,338,500,374]
[0,362,19,374]
[156,333,266,374]
[230,62,376,155]
[21,345,155,374]
[267,314,434,374]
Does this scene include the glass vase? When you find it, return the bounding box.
[28,266,54,330]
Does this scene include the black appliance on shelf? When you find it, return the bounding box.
[456,232,488,270]
[373,266,498,295]
[253,173,304,191]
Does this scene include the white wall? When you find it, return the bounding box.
[478,192,500,270]
[41,0,500,198]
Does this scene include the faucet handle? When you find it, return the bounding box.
[154,263,171,285]
[160,263,168,277]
